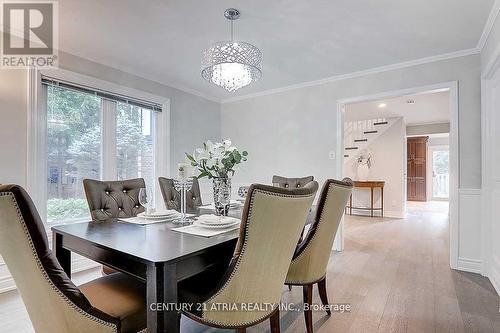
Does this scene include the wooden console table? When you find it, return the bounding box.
[346,181,385,217]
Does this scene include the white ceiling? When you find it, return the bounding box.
[59,0,494,100]
[345,90,450,125]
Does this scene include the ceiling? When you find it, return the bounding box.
[345,90,450,125]
[59,0,494,101]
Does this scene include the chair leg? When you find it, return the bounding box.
[288,285,292,291]
[270,309,281,333]
[303,284,314,333]
[236,328,246,333]
[317,277,331,315]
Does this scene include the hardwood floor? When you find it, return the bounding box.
[1,201,499,332]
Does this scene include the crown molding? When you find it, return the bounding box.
[221,48,479,104]
[477,0,500,51]
[59,51,222,104]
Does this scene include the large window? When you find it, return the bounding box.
[116,102,155,191]
[43,77,163,225]
[46,86,102,223]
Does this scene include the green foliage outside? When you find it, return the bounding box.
[433,151,449,174]
[46,86,151,222]
[47,198,89,223]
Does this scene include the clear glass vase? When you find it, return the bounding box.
[213,177,231,216]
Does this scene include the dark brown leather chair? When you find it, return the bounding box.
[83,178,145,275]
[178,182,319,332]
[158,177,202,212]
[272,175,314,189]
[83,178,145,222]
[285,178,353,333]
[0,185,146,333]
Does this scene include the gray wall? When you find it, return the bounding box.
[222,54,481,189]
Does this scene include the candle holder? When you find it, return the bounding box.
[172,178,194,226]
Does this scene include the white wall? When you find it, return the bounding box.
[344,119,406,217]
[481,10,500,292]
[407,122,450,136]
[222,54,482,272]
[428,136,450,146]
[0,70,28,187]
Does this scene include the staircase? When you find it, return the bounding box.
[343,117,398,162]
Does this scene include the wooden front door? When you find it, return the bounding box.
[407,136,428,201]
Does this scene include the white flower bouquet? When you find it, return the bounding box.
[186,139,248,179]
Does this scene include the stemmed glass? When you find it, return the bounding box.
[138,187,153,215]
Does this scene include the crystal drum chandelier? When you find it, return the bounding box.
[201,8,262,92]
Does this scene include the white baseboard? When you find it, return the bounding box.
[0,275,16,293]
[384,210,406,218]
[487,256,500,297]
[348,209,404,218]
[457,257,483,274]
[71,256,101,273]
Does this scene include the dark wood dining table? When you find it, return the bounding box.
[52,206,315,333]
[52,207,242,333]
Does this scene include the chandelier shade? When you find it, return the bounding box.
[201,8,262,92]
[201,41,262,92]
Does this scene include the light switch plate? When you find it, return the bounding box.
[329,151,336,160]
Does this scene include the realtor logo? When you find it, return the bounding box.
[1,1,58,68]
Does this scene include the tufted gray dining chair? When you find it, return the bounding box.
[83,178,146,275]
[273,175,316,255]
[272,175,315,189]
[158,177,202,212]
[83,178,145,221]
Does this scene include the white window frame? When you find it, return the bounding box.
[27,67,171,225]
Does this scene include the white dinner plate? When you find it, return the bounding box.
[196,215,239,226]
[195,220,240,229]
[137,210,178,220]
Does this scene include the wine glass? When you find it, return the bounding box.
[138,187,153,215]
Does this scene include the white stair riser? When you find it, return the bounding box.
[343,118,399,162]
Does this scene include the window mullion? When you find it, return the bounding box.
[101,99,117,180]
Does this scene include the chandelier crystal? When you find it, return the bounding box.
[201,9,262,92]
